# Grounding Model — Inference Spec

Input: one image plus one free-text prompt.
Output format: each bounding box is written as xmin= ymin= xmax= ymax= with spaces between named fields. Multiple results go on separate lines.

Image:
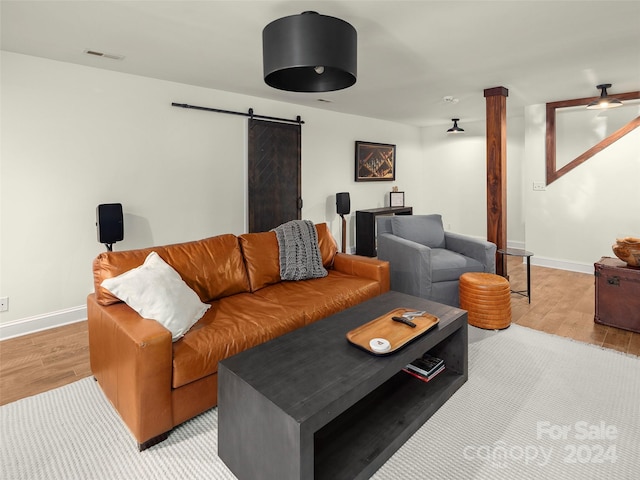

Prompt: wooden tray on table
xmin=346 ymin=307 xmax=439 ymax=356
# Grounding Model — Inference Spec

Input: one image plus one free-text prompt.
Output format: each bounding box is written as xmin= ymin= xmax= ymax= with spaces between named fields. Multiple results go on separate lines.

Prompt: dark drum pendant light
xmin=447 ymin=118 xmax=465 ymax=134
xmin=587 ymin=83 xmax=623 ymax=109
xmin=263 ymin=11 xmax=357 ymax=92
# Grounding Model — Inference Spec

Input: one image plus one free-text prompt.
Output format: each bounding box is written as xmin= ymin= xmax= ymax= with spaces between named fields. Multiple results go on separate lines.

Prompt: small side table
xmin=498 ymin=248 xmax=534 ymax=303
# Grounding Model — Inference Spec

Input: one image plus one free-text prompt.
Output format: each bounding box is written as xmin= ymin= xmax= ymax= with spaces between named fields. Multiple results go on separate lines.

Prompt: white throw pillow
xmin=100 ymin=251 xmax=210 ymax=342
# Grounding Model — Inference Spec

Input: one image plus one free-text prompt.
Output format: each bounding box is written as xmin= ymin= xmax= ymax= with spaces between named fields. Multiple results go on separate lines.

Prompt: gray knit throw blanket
xmin=272 ymin=220 xmax=328 ymax=281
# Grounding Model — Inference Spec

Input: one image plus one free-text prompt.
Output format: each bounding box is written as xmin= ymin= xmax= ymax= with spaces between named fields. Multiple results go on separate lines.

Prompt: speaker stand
xmin=340 ymin=214 xmax=346 ymax=254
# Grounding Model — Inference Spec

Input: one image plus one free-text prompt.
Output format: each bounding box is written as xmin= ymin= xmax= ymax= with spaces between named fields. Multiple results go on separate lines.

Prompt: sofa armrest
xmin=332 ymin=253 xmax=390 ymax=293
xmin=87 ymin=294 xmax=174 ymax=447
xmin=377 ymin=233 xmax=434 ymax=298
xmin=445 ymin=232 xmax=497 ymax=273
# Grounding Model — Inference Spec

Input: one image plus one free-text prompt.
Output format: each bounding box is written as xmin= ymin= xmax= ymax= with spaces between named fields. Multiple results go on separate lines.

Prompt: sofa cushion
xmin=316 ymin=222 xmax=339 ymax=268
xmin=238 ymin=231 xmax=281 ymax=292
xmin=100 ymin=252 xmax=211 ymax=341
xmin=239 ymin=223 xmax=339 ymax=292
xmin=171 ymin=272 xmax=383 ymax=388
xmin=253 ymin=270 xmax=383 ymax=325
xmin=391 ymin=215 xmax=446 ymax=248
xmin=94 ymin=234 xmax=250 ymax=306
xmin=430 ymin=248 xmax=484 ymax=282
xmin=171 ymin=293 xmax=306 ymax=388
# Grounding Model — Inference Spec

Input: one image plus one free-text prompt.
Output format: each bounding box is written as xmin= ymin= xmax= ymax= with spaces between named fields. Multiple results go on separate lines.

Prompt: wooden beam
xmin=546 ymin=91 xmax=640 ymax=185
xmin=484 ymin=86 xmax=509 ymax=276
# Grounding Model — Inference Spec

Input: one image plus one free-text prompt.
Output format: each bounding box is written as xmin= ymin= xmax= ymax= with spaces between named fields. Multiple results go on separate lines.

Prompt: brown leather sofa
xmin=87 ymin=223 xmax=390 ymax=450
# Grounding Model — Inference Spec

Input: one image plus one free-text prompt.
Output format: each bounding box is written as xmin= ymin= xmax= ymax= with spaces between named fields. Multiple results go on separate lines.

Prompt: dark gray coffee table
xmin=218 ymin=291 xmax=468 ymax=480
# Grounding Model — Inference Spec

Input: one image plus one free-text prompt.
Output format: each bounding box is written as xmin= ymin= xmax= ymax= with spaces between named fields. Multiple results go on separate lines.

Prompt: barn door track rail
xmin=171 ymin=103 xmax=304 ymax=125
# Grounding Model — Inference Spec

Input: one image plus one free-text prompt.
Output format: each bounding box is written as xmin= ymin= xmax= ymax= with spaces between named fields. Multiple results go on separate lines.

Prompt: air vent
xmin=84 ymin=50 xmax=125 ymax=61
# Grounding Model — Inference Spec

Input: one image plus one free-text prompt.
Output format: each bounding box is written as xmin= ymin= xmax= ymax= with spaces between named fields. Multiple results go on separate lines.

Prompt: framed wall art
xmin=355 ymin=141 xmax=396 ymax=181
xmin=390 ymin=191 xmax=405 ymax=207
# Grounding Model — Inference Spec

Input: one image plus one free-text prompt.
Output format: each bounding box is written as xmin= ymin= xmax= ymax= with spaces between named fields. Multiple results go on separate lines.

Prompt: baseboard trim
xmin=530 ymin=256 xmax=594 ymax=274
xmin=0 ymin=306 xmax=87 ymax=341
xmin=504 ymin=241 xmax=593 ymax=274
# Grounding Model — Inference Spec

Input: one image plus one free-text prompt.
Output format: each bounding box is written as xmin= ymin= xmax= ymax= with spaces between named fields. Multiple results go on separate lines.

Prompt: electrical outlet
xmin=0 ymin=297 xmax=8 ymax=312
xmin=533 ymin=182 xmax=546 ymax=191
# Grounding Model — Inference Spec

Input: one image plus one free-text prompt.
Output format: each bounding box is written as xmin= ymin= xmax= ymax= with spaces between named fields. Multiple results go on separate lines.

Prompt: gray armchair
xmin=376 ymin=214 xmax=496 ymax=307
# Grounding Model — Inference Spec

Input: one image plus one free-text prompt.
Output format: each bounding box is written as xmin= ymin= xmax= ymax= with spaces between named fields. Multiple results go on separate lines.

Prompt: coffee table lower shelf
xmin=314 ymin=369 xmax=466 ymax=479
xmin=218 ymin=291 xmax=468 ymax=480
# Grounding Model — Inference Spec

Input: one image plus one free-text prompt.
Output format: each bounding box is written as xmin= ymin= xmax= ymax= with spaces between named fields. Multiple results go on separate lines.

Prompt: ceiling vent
xmin=84 ymin=50 xmax=125 ymax=61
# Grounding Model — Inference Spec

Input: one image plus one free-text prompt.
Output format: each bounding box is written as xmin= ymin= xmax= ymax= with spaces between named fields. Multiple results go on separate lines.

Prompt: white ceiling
xmin=2 ymin=1 xmax=639 ymax=127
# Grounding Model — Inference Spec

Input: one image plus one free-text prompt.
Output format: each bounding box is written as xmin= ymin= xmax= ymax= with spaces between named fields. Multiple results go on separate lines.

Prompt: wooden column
xmin=484 ymin=86 xmax=508 ymax=276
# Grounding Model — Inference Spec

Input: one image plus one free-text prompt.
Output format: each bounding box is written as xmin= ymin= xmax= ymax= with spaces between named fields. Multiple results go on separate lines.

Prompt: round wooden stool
xmin=459 ymin=272 xmax=511 ymax=330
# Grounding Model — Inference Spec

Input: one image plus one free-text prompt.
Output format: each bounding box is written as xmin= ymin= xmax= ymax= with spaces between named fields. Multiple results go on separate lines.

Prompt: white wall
xmin=524 ymin=104 xmax=640 ymax=272
xmin=420 ymin=116 xmax=525 ymax=245
xmin=0 ymin=52 xmax=423 ymax=336
xmin=301 ymin=112 xmax=425 ymax=251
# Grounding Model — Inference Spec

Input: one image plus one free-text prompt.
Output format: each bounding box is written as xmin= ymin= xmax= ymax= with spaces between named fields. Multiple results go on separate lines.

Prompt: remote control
xmin=392 ymin=316 xmax=416 ymax=328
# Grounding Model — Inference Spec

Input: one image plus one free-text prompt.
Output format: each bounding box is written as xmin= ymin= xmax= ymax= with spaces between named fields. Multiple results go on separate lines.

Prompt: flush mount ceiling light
xmin=262 ymin=11 xmax=357 ymax=92
xmin=587 ymin=83 xmax=623 ymax=109
xmin=447 ymin=118 xmax=465 ymax=134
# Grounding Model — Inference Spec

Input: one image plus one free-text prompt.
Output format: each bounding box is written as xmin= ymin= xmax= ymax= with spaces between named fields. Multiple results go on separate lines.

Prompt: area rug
xmin=2 ymin=324 xmax=639 ymax=480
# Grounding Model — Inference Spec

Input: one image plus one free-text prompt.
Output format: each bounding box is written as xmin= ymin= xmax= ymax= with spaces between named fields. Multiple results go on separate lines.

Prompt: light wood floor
xmin=1 ymin=258 xmax=639 ymax=406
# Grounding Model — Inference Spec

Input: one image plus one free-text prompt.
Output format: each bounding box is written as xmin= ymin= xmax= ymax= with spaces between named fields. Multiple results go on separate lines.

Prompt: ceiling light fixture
xmin=586 ymin=83 xmax=623 ymax=109
xmin=447 ymin=118 xmax=465 ymax=134
xmin=262 ymin=11 xmax=357 ymax=92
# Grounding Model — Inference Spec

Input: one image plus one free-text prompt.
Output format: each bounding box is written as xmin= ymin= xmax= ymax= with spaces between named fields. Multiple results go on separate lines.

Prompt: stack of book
xmin=403 ymin=353 xmax=445 ymax=383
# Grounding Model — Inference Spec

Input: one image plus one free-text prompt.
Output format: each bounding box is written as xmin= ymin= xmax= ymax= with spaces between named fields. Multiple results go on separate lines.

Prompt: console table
xmin=356 ymin=206 xmax=412 ymax=256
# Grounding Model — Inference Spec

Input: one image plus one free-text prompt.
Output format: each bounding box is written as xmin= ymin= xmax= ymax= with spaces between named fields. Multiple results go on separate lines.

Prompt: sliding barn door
xmin=247 ymin=119 xmax=301 ymax=232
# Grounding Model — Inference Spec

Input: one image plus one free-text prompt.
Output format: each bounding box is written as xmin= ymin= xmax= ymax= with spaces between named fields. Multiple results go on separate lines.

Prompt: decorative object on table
xmin=262 ymin=11 xmax=357 ymax=93
xmin=335 ymin=192 xmax=350 ymax=253
xmin=355 ymin=141 xmax=396 ymax=181
xmin=346 ymin=307 xmax=439 ymax=355
xmin=403 ymin=353 xmax=445 ymax=383
xmin=369 ymin=338 xmax=391 ymax=353
xmin=390 ymin=191 xmax=405 ymax=207
xmin=612 ymin=236 xmax=640 ymax=267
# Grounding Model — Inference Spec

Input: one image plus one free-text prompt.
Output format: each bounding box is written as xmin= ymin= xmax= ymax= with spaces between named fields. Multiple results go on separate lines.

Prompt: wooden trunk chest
xmin=594 ymin=257 xmax=640 ymax=333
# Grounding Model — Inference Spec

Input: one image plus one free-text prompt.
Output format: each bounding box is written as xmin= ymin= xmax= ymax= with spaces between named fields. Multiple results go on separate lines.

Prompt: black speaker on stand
xmin=96 ymin=203 xmax=124 ymax=251
xmin=336 ymin=192 xmax=350 ymax=253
